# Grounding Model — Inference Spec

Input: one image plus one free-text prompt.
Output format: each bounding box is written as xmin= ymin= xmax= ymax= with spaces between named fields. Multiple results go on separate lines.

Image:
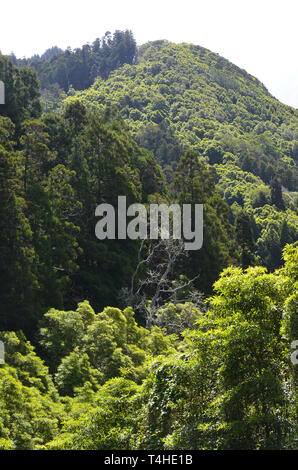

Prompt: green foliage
xmin=134 ymin=245 xmax=298 ymax=450
xmin=0 ymin=332 xmax=64 ymax=449
xmin=0 ymin=54 xmax=41 ymax=138
xmin=39 ymin=301 xmax=95 ymax=369
xmin=0 ymin=57 xmax=165 ymax=333
xmin=40 ymin=303 xmax=176 ymax=393
xmin=0 ymin=245 xmax=297 ymax=450
xmin=0 ymin=38 xmax=297 ymax=451
xmin=235 ymin=210 xmax=256 ymax=268
xmin=45 ymin=378 xmax=141 ymax=450
xmin=64 ymin=41 xmax=298 ymax=191
xmin=153 ymin=302 xmax=202 ymax=334
xmin=0 ymin=116 xmax=39 ymax=331
xmin=173 ymin=150 xmax=236 ymax=291
xmin=12 ymin=30 xmax=137 ymax=93
xmin=62 ymin=40 xmax=298 ymax=274
xmin=54 ymin=348 xmax=103 ymax=396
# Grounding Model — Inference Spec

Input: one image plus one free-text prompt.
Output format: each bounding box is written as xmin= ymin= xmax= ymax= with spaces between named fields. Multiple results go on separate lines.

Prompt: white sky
xmin=1 ymin=0 xmax=298 ymax=107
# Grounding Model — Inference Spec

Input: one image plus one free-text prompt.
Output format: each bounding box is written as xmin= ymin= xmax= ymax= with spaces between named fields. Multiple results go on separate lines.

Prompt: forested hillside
xmin=0 ymin=33 xmax=297 ymax=450
xmin=64 ymin=40 xmax=298 ymax=273
xmin=67 ymin=40 xmax=298 ymax=184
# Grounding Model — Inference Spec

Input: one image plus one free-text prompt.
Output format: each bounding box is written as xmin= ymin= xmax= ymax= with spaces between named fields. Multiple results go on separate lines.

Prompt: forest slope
xmin=64 ymin=40 xmax=298 ymax=190
xmin=63 ymin=40 xmax=298 ymax=271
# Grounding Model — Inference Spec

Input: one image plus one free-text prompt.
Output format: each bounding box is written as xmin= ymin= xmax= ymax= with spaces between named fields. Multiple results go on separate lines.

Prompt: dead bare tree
xmin=120 ymin=237 xmax=203 ymax=328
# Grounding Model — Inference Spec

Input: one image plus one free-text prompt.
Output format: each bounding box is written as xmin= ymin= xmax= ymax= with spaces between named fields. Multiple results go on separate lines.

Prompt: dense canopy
xmin=0 ymin=32 xmax=297 ymax=450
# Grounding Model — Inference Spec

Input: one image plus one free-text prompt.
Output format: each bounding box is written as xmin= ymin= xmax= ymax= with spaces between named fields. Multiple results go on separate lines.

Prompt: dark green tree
xmin=235 ymin=210 xmax=255 ymax=268
xmin=173 ymin=150 xmax=236 ymax=292
xmin=270 ymin=177 xmax=285 ymax=210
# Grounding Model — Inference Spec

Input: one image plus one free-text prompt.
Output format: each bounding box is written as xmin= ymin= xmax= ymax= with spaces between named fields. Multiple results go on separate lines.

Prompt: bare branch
xmin=119 ymin=235 xmax=203 ymax=329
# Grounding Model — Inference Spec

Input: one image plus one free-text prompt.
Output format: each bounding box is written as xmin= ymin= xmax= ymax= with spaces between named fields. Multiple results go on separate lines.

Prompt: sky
xmin=1 ymin=0 xmax=298 ymax=107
